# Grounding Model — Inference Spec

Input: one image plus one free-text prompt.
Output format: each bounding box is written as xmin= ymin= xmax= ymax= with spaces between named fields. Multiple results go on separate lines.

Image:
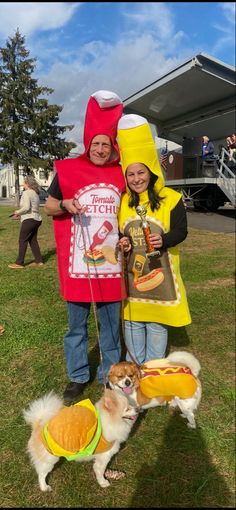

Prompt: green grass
xmin=0 ymin=205 xmax=235 ymax=508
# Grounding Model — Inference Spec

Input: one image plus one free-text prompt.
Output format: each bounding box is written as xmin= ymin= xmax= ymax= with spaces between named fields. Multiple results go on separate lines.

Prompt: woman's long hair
xmin=127 ymin=169 xmax=162 ymax=212
xmin=24 ymin=175 xmax=40 ymax=194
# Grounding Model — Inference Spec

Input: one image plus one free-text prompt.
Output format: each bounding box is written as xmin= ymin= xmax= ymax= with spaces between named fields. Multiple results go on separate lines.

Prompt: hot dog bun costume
xmin=140 ymin=365 xmax=197 ymax=400
xmin=117 ymin=114 xmax=191 ymax=326
xmin=53 ymin=91 xmax=125 ymax=302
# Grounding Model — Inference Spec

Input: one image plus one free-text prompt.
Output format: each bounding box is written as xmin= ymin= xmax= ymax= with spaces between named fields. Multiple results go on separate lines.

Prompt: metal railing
xmin=217 ymin=147 xmax=236 ymax=206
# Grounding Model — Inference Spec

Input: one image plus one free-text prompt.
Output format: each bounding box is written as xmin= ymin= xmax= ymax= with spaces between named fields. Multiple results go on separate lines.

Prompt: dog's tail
xmin=167 ymin=351 xmax=201 ymax=377
xmin=23 ymin=391 xmax=63 ymax=428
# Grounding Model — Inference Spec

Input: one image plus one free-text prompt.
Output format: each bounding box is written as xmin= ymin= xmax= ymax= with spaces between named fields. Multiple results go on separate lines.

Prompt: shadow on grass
xmin=168 ymin=326 xmax=190 ymax=351
xmin=42 ymin=248 xmax=56 ymax=263
xmin=128 ymin=412 xmax=233 ymax=508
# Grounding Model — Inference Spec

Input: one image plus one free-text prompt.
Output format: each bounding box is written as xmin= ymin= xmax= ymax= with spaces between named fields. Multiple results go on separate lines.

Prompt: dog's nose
xmin=125 ymin=379 xmax=131 ymax=386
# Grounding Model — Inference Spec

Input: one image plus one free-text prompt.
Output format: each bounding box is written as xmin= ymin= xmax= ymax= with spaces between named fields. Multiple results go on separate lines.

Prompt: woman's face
xmin=126 ymin=163 xmax=151 ymax=194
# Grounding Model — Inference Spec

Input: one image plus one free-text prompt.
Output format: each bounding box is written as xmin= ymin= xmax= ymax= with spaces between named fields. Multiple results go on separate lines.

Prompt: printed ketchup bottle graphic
xmin=89 ymin=221 xmax=113 ymax=251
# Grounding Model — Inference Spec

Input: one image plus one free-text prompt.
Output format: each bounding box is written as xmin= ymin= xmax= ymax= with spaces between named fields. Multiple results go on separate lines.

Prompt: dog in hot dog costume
xmin=117 ymin=114 xmax=191 ymax=328
xmin=108 ymin=350 xmax=202 ymax=429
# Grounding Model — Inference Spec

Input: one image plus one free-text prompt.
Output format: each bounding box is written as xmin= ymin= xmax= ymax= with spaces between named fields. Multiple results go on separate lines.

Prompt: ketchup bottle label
xmin=89 ymin=221 xmax=113 ymax=251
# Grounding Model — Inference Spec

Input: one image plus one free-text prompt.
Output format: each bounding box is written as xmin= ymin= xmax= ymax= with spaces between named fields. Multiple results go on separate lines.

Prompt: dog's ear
xmin=131 ymin=362 xmax=142 ymax=379
xmin=138 ymin=364 xmax=146 ymax=377
xmin=103 ymin=389 xmax=117 ymax=411
xmin=108 ymin=364 xmax=115 ymax=377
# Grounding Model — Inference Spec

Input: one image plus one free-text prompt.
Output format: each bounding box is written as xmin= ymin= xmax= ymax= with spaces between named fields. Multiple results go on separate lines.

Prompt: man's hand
xmin=63 ymin=198 xmax=86 ymax=215
xmin=45 ymin=196 xmax=86 ymax=216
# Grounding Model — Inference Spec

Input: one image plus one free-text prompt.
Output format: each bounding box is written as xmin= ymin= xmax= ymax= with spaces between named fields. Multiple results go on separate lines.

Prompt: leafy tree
xmin=0 ymin=29 xmax=75 ymax=204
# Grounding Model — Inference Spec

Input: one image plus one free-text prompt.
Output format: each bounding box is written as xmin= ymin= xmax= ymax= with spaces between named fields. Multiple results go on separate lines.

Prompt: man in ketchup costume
xmin=45 ymin=91 xmax=126 ymax=404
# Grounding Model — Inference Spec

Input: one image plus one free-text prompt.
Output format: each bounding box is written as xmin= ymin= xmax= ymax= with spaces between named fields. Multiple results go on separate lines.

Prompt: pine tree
xmin=0 ymin=29 xmax=75 ymax=204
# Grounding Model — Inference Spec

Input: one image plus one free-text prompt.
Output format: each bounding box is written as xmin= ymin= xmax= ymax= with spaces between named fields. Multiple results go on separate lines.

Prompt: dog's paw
xmin=41 ymin=485 xmax=52 ymax=492
xmin=187 ymin=422 xmax=196 ymax=429
xmin=99 ymin=478 xmax=110 ymax=488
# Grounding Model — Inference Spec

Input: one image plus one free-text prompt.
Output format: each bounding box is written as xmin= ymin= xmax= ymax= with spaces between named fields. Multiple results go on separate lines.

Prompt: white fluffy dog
xmin=23 ymin=389 xmax=139 ymax=491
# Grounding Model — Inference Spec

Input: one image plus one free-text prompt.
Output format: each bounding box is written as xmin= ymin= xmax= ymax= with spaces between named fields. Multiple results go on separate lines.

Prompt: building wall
xmin=0 ymin=164 xmax=54 ymax=198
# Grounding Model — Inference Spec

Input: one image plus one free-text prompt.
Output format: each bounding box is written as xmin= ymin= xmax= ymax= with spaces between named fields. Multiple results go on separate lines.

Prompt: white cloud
xmin=40 ymin=32 xmax=185 ymax=149
xmin=211 ymin=2 xmax=236 ymax=55
xmin=122 ymin=2 xmax=175 ymax=40
xmin=0 ymin=2 xmax=81 ymax=38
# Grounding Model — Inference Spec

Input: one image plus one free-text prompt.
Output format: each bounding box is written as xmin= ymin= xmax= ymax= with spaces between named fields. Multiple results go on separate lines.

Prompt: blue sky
xmin=0 ymin=2 xmax=235 ymax=150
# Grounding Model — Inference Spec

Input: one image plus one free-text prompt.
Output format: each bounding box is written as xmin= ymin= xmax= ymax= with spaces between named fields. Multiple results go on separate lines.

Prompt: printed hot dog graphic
xmin=133 ymin=268 xmax=164 ymax=292
xmin=132 ymin=253 xmax=164 ymax=292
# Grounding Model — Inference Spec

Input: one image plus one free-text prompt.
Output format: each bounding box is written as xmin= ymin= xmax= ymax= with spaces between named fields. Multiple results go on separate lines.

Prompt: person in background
xmin=202 ymin=136 xmax=215 ymax=160
xmin=117 ymin=114 xmax=191 ymax=364
xmin=45 ymin=90 xmax=126 ymax=405
xmin=226 ymin=134 xmax=236 ymax=158
xmin=8 ymin=175 xmax=43 ymax=269
xmin=226 ymin=133 xmax=236 ymax=173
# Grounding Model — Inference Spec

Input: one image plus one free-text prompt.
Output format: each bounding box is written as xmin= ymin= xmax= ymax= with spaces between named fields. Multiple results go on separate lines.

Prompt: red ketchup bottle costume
xmin=53 ymin=91 xmax=125 ymax=302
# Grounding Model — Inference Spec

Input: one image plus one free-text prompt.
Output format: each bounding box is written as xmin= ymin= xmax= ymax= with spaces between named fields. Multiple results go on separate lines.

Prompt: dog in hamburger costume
xmin=117 ymin=114 xmax=191 ymax=364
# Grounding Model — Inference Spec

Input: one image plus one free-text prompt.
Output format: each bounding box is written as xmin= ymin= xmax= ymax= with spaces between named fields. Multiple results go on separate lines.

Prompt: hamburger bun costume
xmin=41 ymin=399 xmax=113 ymax=460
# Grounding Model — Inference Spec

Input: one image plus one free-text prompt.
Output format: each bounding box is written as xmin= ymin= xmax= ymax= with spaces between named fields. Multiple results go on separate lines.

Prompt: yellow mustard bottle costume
xmin=40 ymin=399 xmax=113 ymax=460
xmin=117 ymin=115 xmax=191 ymax=327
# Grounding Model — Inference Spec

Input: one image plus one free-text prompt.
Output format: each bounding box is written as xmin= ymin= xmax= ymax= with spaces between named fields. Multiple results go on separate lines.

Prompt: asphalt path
xmin=187 ymin=205 xmax=235 ymax=234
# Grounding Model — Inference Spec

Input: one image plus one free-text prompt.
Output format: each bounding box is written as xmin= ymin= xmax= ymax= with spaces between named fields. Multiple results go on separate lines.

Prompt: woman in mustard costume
xmin=117 ymin=114 xmax=191 ymax=364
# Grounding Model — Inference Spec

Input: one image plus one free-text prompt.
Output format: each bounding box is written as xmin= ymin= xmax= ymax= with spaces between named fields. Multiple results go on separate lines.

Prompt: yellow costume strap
xmin=42 ymin=399 xmax=102 ymax=461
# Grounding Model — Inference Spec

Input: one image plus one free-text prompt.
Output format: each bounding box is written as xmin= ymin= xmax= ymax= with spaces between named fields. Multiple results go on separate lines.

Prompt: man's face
xmin=89 ymin=135 xmax=112 ymax=166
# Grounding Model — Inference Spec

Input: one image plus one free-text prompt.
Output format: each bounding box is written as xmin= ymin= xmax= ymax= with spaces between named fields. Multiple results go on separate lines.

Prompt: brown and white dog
xmin=108 ymin=351 xmax=202 ymax=429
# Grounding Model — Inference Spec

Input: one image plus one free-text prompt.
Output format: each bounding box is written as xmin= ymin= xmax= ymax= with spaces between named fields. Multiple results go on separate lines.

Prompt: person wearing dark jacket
xmin=202 ymin=136 xmax=215 ymax=160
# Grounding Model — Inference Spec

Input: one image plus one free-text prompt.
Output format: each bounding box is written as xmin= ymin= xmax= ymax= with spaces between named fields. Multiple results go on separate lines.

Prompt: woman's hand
xmin=118 ymin=236 xmax=132 ymax=253
xmin=148 ymin=233 xmax=163 ymax=249
xmin=12 ymin=212 xmax=20 ymax=220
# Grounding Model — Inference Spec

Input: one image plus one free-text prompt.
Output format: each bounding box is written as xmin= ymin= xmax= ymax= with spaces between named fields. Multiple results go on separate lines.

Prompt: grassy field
xmin=0 ymin=205 xmax=235 ymax=508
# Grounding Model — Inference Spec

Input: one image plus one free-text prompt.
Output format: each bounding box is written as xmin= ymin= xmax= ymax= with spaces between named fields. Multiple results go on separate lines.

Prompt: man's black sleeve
xmin=47 ymin=173 xmax=63 ymax=200
xmin=162 ymin=198 xmax=188 ymax=249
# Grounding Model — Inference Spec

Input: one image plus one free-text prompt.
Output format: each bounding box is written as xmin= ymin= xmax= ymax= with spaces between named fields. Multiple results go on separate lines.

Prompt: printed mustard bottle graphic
xmin=132 ymin=254 xmax=146 ymax=282
xmin=89 ymin=221 xmax=113 ymax=251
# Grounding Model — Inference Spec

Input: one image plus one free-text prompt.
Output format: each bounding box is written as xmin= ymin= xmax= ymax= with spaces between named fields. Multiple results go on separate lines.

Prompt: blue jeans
xmin=64 ymin=301 xmax=121 ymax=384
xmin=124 ymin=321 xmax=168 ymax=364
